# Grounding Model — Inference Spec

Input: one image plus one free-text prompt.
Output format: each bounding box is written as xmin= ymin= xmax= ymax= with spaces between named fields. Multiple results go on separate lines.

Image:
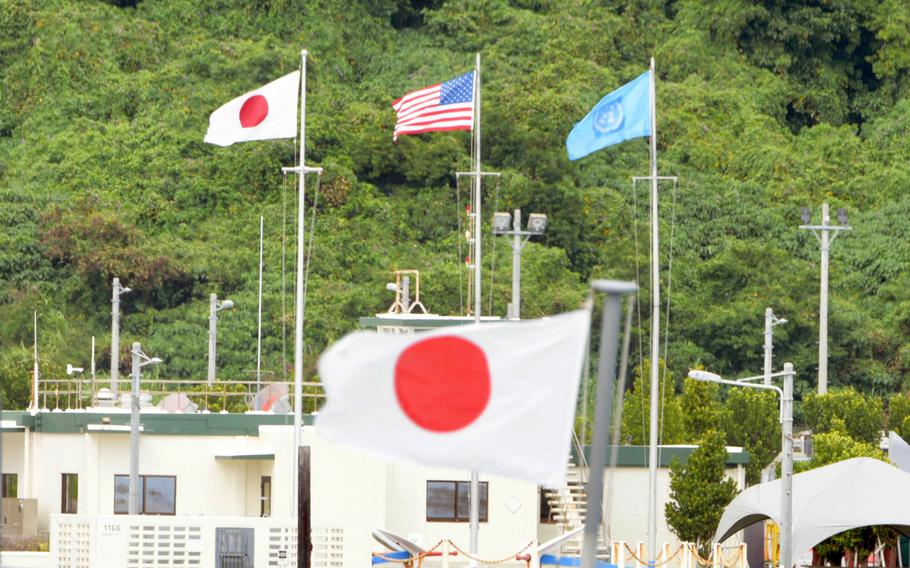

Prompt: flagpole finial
xmin=301 ymin=49 xmax=308 ymax=58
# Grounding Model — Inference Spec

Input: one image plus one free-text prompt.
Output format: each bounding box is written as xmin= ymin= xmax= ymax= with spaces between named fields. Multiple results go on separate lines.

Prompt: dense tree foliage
xmin=665 ymin=430 xmax=739 ymax=554
xmin=2 ymin=1 xmax=910 ymax=421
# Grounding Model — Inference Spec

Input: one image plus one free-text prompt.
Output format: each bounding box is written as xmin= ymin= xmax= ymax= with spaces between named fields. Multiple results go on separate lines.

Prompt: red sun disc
xmin=394 ymin=336 xmax=491 ymax=432
xmin=239 ymin=95 xmax=268 ymax=128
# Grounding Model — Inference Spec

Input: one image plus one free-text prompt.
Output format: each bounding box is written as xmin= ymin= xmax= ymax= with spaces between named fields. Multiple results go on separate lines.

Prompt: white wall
xmin=601 ymin=464 xmax=745 ymax=546
xmin=384 ymin=461 xmax=539 ymax=559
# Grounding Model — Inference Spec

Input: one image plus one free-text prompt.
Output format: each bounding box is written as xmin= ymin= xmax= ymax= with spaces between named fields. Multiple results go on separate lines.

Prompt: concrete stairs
xmin=544 ymin=450 xmax=610 ymax=560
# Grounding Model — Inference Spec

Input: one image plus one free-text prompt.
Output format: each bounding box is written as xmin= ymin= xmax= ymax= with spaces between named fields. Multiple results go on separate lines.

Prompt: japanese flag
xmin=315 ymin=309 xmax=591 ymax=487
xmin=204 ymin=71 xmax=299 ymax=147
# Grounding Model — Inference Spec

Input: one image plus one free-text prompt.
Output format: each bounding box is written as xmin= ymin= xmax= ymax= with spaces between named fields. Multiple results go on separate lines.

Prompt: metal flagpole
xmin=293 ymin=49 xmax=308 ymax=519
xmin=256 ymin=215 xmax=264 ymax=410
xmin=281 ymin=49 xmax=323 ymax=520
xmin=469 ymin=51 xmax=482 ymax=558
xmin=646 ymin=56 xmax=660 ymax=561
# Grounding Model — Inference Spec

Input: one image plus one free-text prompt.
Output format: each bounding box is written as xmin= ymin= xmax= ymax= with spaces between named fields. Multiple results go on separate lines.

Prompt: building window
xmin=61 ymin=474 xmax=78 ymax=514
xmin=426 ymin=480 xmax=488 ymax=522
xmin=1 ymin=474 xmax=17 ymax=498
xmin=539 ymin=487 xmax=557 ymax=523
xmin=114 ymin=475 xmax=176 ymax=515
xmin=260 ymin=476 xmax=271 ymax=517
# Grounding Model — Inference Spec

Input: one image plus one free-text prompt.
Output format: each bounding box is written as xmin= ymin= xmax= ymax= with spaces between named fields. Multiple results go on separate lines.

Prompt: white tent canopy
xmin=889 ymin=431 xmax=910 ymax=473
xmin=714 ymin=458 xmax=910 ymax=563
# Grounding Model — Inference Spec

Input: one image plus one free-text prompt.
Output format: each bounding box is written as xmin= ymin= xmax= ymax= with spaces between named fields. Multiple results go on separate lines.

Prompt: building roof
xmin=579 ymin=444 xmax=750 ymax=467
xmin=0 ymin=410 xmax=313 ymax=436
xmin=0 ymin=412 xmax=748 ymax=467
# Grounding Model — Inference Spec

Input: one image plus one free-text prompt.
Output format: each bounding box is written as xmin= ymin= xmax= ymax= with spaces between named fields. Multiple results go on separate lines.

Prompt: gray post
xmin=780 ymin=362 xmax=794 ymax=568
xmin=511 ymin=209 xmax=521 ymax=320
xmin=402 ymin=276 xmax=411 ymax=313
xmin=764 ymin=308 xmax=774 ymax=385
xmin=111 ymin=278 xmax=128 ymax=400
xmin=31 ymin=311 xmax=39 ymax=411
xmin=818 ymin=204 xmax=830 ymax=394
xmin=583 ymin=280 xmax=638 ymax=568
xmin=256 ymin=216 xmax=264 ymax=409
xmin=129 ymin=342 xmax=141 ymax=515
xmin=208 ymin=293 xmax=218 ymax=386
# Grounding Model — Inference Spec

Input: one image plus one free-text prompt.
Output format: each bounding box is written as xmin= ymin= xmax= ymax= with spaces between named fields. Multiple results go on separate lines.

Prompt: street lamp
xmin=129 ymin=342 xmax=161 ymax=515
xmin=764 ymin=308 xmax=787 ymax=386
xmin=111 ymin=278 xmax=132 ymax=400
xmin=687 ymin=364 xmax=795 ymax=568
xmin=799 ymin=204 xmax=851 ymax=394
xmin=491 ymin=209 xmax=548 ymax=319
xmin=207 ymin=293 xmax=234 ymax=385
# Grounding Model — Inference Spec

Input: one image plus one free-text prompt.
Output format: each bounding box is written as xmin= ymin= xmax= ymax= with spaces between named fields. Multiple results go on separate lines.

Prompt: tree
xmin=621 ymin=359 xmax=687 ymax=445
xmin=888 ymin=393 xmax=910 ymax=438
xmin=681 ymin=377 xmax=722 ymax=441
xmin=721 ymin=388 xmax=781 ymax=485
xmin=802 ymin=388 xmax=884 ymax=446
xmin=665 ymin=430 xmax=739 ymax=555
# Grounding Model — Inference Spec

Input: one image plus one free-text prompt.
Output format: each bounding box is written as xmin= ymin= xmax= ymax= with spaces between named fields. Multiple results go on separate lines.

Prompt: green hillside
xmin=2 ymin=0 xmax=910 ymax=411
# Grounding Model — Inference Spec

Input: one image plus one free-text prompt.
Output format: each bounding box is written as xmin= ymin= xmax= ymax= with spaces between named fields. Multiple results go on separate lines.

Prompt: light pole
xmin=129 ymin=342 xmax=161 ymax=515
xmin=688 ymin=363 xmax=795 ymax=568
xmin=491 ymin=209 xmax=547 ymax=319
xmin=207 ymin=293 xmax=234 ymax=386
xmin=799 ymin=204 xmax=850 ymax=394
xmin=764 ymin=308 xmax=787 ymax=386
xmin=111 ymin=278 xmax=131 ymax=401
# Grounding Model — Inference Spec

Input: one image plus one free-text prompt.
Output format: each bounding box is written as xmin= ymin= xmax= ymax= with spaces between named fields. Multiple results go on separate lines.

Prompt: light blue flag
xmin=566 ymin=70 xmax=652 ymax=161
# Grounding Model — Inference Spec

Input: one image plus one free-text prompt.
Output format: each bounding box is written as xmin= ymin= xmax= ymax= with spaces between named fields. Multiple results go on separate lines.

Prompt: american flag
xmin=392 ymin=71 xmax=475 ymax=141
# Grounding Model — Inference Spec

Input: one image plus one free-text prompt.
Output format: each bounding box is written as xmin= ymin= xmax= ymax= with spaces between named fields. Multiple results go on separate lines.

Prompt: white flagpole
xmin=469 ymin=51 xmax=482 ymax=558
xmin=293 ymin=49 xmax=308 ymax=519
xmin=256 ymin=215 xmax=264 ymax=410
xmin=646 ymin=55 xmax=660 ymax=561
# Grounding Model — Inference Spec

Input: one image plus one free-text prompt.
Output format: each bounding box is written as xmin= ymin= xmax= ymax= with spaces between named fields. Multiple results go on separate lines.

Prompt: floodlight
xmin=527 ymin=213 xmax=548 ymax=234
xmin=837 ymin=208 xmax=848 ymax=225
xmin=492 ymin=212 xmax=512 ymax=234
xmin=220 ymin=299 xmax=235 ymax=310
xmin=121 ymin=286 xmax=132 ymax=294
xmin=687 ymin=369 xmax=722 ymax=382
xmin=800 ymin=207 xmax=811 ymax=224
xmin=386 ymin=283 xmax=398 ymax=292
xmin=148 ymin=357 xmax=162 ymax=365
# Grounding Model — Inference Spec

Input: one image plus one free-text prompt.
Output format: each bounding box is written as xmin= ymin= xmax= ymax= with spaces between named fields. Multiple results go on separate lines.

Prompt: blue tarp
xmin=372 ymin=550 xmax=411 ymax=565
xmin=540 ymin=554 xmax=618 ymax=568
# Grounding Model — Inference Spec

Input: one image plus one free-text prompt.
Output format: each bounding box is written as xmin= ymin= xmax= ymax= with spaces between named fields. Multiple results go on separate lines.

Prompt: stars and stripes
xmin=392 ymin=71 xmax=475 ymax=141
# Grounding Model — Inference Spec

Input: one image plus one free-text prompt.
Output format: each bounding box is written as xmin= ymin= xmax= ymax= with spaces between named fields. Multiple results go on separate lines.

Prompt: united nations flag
xmin=566 ymin=70 xmax=652 ymax=161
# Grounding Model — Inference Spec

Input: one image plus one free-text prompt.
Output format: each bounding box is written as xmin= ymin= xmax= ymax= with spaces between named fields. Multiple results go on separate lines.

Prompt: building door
xmin=215 ymin=527 xmax=254 ymax=568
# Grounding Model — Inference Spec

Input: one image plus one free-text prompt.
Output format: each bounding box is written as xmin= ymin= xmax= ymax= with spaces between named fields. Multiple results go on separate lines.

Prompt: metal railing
xmin=37 ymin=377 xmax=325 ymax=413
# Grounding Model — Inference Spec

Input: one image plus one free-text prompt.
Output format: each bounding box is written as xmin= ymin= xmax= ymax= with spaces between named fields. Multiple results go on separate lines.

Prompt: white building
xmin=0 ymin=409 xmax=749 ymax=567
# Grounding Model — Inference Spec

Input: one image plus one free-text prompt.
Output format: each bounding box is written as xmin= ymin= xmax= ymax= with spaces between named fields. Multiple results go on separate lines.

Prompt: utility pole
xmin=799 ymin=204 xmax=851 ymax=394
xmin=492 ymin=209 xmax=547 ymax=319
xmin=111 ymin=278 xmax=131 ymax=401
xmin=781 ymin=362 xmax=794 ymax=568
xmin=129 ymin=342 xmax=161 ymax=515
xmin=207 ymin=293 xmax=234 ymax=385
xmin=763 ymin=308 xmax=787 ymax=386
xmin=688 ymin=364 xmax=795 ymax=568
